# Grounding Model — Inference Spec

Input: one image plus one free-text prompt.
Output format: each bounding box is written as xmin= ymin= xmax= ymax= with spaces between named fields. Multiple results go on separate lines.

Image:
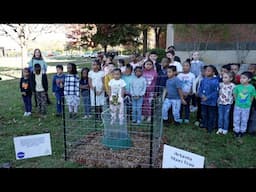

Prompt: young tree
xmin=90 ymin=24 xmax=141 ymax=53
xmin=66 ymin=24 xmax=97 ymax=55
xmin=0 ymin=24 xmax=60 ymax=68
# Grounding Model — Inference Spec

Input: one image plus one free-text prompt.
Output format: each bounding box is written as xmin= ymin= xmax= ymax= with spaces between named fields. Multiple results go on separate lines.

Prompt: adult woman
xmin=28 ymin=48 xmax=51 ymax=105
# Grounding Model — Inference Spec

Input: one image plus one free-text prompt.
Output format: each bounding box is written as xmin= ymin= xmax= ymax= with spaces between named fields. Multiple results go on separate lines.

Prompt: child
xmin=230 ymin=63 xmax=241 ymax=84
xmin=198 ymin=65 xmax=219 ymax=133
xmin=88 ymin=60 xmax=105 ymax=120
xmin=162 ymin=66 xmax=186 ymax=125
xmin=233 ymin=71 xmax=256 ymax=137
xmin=190 ymin=51 xmax=205 ymax=78
xmin=31 ymin=64 xmax=48 ymax=117
xmin=166 ymin=50 xmax=183 ymax=73
xmin=52 ymin=65 xmax=65 ymax=117
xmin=142 ymin=60 xmax=158 ymax=122
xmin=108 ymin=68 xmax=126 ymax=125
xmin=20 ymin=68 xmax=32 ymax=116
xmin=192 ymin=65 xmax=208 ymax=126
xmin=122 ymin=64 xmax=134 ymax=119
xmin=64 ymin=63 xmax=80 ymax=119
xmin=80 ymin=67 xmax=91 ymax=119
xmin=248 ymin=64 xmax=256 ymax=135
xmin=130 ymin=66 xmax=147 ymax=125
xmin=177 ymin=59 xmax=195 ymax=123
xmin=216 ymin=72 xmax=235 ymax=135
xmin=104 ymin=63 xmax=115 ymax=97
xmin=149 ymin=51 xmax=161 ymax=73
xmin=219 ymin=64 xmax=231 ymax=83
xmin=117 ymin=59 xmax=126 ymax=74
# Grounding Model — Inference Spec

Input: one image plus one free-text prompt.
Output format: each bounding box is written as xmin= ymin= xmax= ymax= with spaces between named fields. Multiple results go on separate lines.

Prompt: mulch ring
xmin=68 ymin=131 xmax=164 ymax=168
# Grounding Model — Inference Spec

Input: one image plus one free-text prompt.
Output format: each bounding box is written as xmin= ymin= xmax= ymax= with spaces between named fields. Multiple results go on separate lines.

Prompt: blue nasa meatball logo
xmin=17 ymin=152 xmax=25 ymax=159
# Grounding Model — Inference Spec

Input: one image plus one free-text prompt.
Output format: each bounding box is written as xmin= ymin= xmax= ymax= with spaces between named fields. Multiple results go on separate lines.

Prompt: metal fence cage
xmin=62 ymin=88 xmax=164 ymax=168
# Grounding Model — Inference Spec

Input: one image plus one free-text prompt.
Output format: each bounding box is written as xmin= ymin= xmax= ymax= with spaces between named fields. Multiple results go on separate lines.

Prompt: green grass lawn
xmin=0 ymin=58 xmax=256 ymax=168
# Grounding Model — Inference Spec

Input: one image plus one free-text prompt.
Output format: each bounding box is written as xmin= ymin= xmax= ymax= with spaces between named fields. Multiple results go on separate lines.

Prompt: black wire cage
xmin=62 ymin=90 xmax=164 ymax=168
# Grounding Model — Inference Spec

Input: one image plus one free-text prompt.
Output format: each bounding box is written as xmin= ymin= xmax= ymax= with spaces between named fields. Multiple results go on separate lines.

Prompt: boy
xmin=31 ymin=63 xmax=48 ymax=117
xmin=162 ymin=66 xmax=186 ymax=125
xmin=52 ymin=65 xmax=65 ymax=116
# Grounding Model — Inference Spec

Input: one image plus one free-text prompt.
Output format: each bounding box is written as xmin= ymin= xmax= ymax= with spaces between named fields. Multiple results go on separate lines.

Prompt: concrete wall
xmin=176 ymin=50 xmax=256 ymax=65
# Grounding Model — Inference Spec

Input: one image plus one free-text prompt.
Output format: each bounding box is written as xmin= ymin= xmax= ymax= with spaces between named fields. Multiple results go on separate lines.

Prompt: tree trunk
xmin=143 ymin=29 xmax=148 ymax=54
xmin=104 ymin=45 xmax=107 ymax=54
xmin=154 ymin=27 xmax=161 ymax=48
xmin=21 ymin=45 xmax=28 ymax=69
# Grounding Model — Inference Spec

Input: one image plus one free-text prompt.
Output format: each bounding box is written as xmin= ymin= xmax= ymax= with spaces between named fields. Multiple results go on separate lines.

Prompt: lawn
xmin=0 ymin=57 xmax=256 ymax=168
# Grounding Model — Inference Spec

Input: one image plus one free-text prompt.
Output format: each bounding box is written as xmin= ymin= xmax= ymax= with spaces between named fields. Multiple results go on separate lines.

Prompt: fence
xmin=63 ymin=90 xmax=164 ymax=168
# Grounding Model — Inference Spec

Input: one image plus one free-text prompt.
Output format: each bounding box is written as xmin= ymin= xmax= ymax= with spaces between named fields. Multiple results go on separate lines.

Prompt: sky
xmin=0 ymin=32 xmax=67 ymax=50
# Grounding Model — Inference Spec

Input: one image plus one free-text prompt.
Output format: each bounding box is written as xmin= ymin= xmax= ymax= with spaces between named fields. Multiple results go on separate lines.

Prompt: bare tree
xmin=0 ymin=24 xmax=61 ymax=68
xmin=229 ymin=24 xmax=256 ymax=63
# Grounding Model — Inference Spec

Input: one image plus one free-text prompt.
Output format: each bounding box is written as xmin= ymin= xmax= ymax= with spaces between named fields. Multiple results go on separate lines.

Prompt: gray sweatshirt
xmin=130 ymin=76 xmax=147 ymax=96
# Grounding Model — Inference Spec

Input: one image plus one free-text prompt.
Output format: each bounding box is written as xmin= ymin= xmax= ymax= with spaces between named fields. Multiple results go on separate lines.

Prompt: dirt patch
xmin=68 ymin=131 xmax=163 ymax=168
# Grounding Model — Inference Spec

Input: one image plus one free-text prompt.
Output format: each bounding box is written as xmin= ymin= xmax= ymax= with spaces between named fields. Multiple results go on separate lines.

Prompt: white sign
xmin=162 ymin=144 xmax=205 ymax=168
xmin=13 ymin=133 xmax=52 ymax=160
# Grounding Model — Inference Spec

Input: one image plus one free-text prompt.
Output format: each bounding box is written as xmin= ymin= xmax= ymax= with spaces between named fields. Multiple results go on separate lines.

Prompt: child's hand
xmin=181 ymin=98 xmax=187 ymax=105
xmin=201 ymin=95 xmax=207 ymax=101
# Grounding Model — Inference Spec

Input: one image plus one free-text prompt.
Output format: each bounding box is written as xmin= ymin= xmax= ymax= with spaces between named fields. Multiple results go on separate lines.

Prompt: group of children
xmin=20 ymin=48 xmax=256 ymax=137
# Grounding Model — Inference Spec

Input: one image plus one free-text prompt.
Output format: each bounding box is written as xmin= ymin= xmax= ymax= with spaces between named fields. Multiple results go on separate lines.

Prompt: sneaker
xmin=174 ymin=121 xmax=181 ymax=126
xmin=184 ymin=119 xmax=189 ymax=124
xmin=146 ymin=116 xmax=151 ymax=123
xmin=141 ymin=116 xmax=145 ymax=121
xmin=23 ymin=112 xmax=28 ymax=116
xmin=234 ymin=132 xmax=240 ymax=138
xmin=222 ymin=130 xmax=228 ymax=135
xmin=239 ymin=132 xmax=245 ymax=137
xmin=190 ymin=106 xmax=198 ymax=112
xmin=137 ymin=120 xmax=141 ymax=125
xmin=88 ymin=115 xmax=92 ymax=118
xmin=27 ymin=112 xmax=32 ymax=116
xmin=216 ymin=129 xmax=223 ymax=135
xmin=176 ymin=119 xmax=183 ymax=124
xmin=194 ymin=121 xmax=200 ymax=126
xmin=82 ymin=115 xmax=88 ymax=119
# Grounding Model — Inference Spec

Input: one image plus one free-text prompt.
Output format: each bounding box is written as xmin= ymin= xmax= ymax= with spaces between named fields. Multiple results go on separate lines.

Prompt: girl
xmin=117 ymin=59 xmax=126 ymax=74
xmin=64 ymin=63 xmax=80 ymax=119
xmin=20 ymin=68 xmax=32 ymax=116
xmin=142 ymin=60 xmax=158 ymax=122
xmin=80 ymin=67 xmax=91 ymax=119
xmin=177 ymin=60 xmax=195 ymax=123
xmin=88 ymin=60 xmax=105 ymax=120
xmin=130 ymin=66 xmax=147 ymax=125
xmin=108 ymin=68 xmax=126 ymax=125
xmin=198 ymin=65 xmax=219 ymax=133
xmin=217 ymin=72 xmax=235 ymax=135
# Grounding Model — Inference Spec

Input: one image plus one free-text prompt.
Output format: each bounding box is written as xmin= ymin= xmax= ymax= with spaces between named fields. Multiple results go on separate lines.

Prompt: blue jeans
xmin=22 ymin=95 xmax=32 ymax=112
xmin=55 ymin=91 xmax=63 ymax=113
xmin=218 ymin=104 xmax=231 ymax=131
xmin=132 ymin=96 xmax=143 ymax=122
xmin=82 ymin=95 xmax=91 ymax=116
xmin=201 ymin=104 xmax=217 ymax=132
xmin=162 ymin=98 xmax=181 ymax=122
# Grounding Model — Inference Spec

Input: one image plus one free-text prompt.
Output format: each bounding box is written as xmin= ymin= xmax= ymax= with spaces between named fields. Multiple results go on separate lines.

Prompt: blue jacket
xmin=198 ymin=76 xmax=219 ymax=106
xmin=52 ymin=73 xmax=65 ymax=93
